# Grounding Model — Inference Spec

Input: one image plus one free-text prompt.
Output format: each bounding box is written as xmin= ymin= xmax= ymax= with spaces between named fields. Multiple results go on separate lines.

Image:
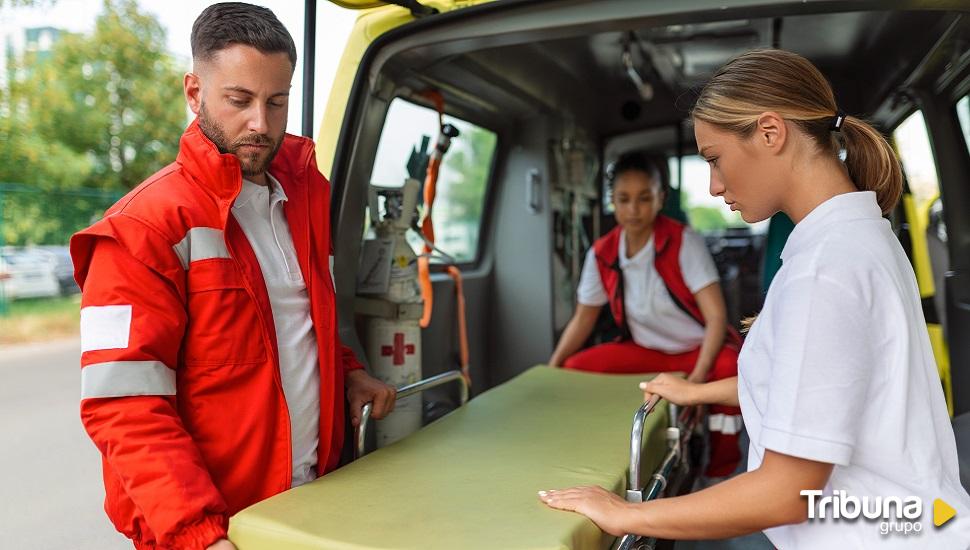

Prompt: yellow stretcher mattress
xmin=229 ymin=366 xmax=669 ymax=550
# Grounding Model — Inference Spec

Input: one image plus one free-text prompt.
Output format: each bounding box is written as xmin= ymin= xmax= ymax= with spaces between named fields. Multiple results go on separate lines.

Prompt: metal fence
xmin=0 ymin=183 xmax=122 ymax=247
xmin=0 ymin=183 xmax=122 ymax=315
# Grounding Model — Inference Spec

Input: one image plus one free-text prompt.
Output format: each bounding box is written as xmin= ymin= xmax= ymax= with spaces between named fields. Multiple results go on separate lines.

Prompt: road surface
xmin=0 ymin=338 xmax=129 ymax=549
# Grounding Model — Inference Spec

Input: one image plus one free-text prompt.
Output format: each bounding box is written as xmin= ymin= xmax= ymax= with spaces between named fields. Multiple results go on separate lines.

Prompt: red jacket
xmin=71 ymin=120 xmax=363 ymax=549
xmin=593 ymin=215 xmax=741 ymax=348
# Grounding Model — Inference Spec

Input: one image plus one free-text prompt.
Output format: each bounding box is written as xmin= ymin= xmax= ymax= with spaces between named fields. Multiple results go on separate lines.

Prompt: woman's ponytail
xmin=840 ymin=116 xmax=903 ymax=215
xmin=694 ymin=49 xmax=904 ymax=215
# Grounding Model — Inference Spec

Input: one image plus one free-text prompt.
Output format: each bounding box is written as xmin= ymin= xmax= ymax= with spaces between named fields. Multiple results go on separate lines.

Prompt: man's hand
xmin=206 ymin=540 xmax=236 ymax=550
xmin=346 ymin=369 xmax=396 ymax=427
xmin=538 ymin=485 xmax=633 ymax=537
xmin=639 ymin=373 xmax=699 ymax=406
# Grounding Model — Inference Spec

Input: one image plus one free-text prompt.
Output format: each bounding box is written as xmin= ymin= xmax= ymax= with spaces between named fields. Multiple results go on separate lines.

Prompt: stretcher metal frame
xmin=355 ymin=369 xmax=470 ymax=459
xmin=613 ymin=396 xmax=703 ymax=550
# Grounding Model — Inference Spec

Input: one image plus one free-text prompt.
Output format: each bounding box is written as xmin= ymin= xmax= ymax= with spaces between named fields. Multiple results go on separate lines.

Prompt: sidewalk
xmin=0 ymin=335 xmax=129 ymax=549
xmin=0 ymin=336 xmax=80 ymax=364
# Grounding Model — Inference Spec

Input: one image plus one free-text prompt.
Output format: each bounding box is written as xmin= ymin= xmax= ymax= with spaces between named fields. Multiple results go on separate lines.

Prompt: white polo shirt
xmin=738 ymin=191 xmax=970 ymax=548
xmin=233 ymin=175 xmax=320 ymax=488
xmin=576 ymin=227 xmax=720 ymax=353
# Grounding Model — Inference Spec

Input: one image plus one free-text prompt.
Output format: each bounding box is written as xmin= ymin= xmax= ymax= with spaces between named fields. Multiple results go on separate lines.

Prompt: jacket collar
xmin=175 ymin=118 xmax=316 ymax=225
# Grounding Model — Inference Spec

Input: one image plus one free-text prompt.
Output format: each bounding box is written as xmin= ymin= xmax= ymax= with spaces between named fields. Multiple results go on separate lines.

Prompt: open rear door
xmin=327 ymin=0 xmax=439 ymax=17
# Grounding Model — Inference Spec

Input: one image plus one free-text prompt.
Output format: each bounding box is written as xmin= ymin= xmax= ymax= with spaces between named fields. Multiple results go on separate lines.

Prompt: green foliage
xmin=0 ymin=0 xmax=56 ymax=7
xmin=0 ymin=185 xmax=121 ymax=245
xmin=8 ymin=0 xmax=185 ymax=191
xmin=440 ymin=125 xmax=497 ymax=225
xmin=432 ymin=124 xmax=496 ymax=261
xmin=0 ymin=0 xmax=186 ymax=244
xmin=686 ymin=205 xmax=730 ymax=233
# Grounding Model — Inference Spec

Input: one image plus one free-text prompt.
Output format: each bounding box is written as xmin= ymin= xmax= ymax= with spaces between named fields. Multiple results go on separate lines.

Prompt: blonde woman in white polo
xmin=539 ymin=49 xmax=970 ymax=549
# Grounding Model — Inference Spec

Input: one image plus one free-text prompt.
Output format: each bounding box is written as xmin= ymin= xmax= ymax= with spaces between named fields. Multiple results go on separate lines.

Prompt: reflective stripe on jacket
xmin=71 ymin=119 xmax=363 ymax=549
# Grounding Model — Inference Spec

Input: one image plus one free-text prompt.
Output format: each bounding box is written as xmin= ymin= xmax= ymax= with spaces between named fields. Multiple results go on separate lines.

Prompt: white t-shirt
xmin=576 ymin=227 xmax=720 ymax=353
xmin=738 ymin=191 xmax=970 ymax=548
xmin=233 ymin=175 xmax=320 ymax=488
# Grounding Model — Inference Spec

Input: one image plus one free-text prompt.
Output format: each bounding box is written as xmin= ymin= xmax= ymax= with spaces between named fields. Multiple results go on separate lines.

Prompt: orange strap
xmin=418 ymin=90 xmax=445 ymax=329
xmin=415 ymin=90 xmax=471 ymax=389
xmin=446 ymin=266 xmax=471 ymax=387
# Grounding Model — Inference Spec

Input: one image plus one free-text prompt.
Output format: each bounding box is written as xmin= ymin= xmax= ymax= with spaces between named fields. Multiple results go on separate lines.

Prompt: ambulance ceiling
xmin=379 ymin=7 xmax=966 ymax=136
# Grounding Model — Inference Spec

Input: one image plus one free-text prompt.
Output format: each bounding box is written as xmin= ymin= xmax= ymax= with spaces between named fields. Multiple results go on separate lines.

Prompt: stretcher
xmin=228 ymin=366 xmax=700 ymax=550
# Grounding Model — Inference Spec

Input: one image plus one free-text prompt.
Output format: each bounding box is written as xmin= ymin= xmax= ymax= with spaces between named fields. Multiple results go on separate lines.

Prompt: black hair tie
xmin=831 ymin=110 xmax=846 ymax=132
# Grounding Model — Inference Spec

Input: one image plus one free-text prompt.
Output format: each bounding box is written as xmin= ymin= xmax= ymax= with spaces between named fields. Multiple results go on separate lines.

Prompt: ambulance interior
xmin=334 ymin=3 xmax=970 ymax=461
xmin=224 ymin=2 xmax=970 ymax=547
xmin=333 ymin=2 xmax=970 ymax=441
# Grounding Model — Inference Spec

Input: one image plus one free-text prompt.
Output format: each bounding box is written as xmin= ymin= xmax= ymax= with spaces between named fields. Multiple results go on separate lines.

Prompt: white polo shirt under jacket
xmin=233 ymin=175 xmax=320 ymax=488
xmin=577 ymin=227 xmax=720 ymax=353
xmin=738 ymin=191 xmax=970 ymax=548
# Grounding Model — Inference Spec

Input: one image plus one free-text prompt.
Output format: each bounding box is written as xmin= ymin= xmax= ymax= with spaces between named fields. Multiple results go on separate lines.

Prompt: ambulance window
xmin=668 ymin=155 xmax=768 ymax=234
xmin=957 ymin=96 xmax=970 ymax=157
xmin=893 ymin=110 xmax=941 ymax=208
xmin=370 ymin=98 xmax=497 ymax=264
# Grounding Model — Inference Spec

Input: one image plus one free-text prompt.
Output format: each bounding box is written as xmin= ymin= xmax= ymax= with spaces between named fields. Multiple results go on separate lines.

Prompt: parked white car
xmin=0 ymin=248 xmax=61 ymax=300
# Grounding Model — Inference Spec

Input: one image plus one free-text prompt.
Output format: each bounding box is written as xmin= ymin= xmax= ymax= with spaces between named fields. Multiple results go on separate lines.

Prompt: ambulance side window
xmin=894 ymin=110 xmax=942 ymax=209
xmin=370 ymin=98 xmax=497 ymax=264
xmin=667 ymin=155 xmax=768 ymax=234
xmin=957 ymin=96 xmax=970 ymax=157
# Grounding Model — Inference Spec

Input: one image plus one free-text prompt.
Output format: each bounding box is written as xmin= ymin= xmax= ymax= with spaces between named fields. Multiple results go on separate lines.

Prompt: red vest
xmin=593 ymin=215 xmax=741 ymax=348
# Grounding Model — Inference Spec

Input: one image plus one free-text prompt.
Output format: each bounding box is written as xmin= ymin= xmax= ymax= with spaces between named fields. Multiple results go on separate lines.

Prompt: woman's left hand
xmin=538 ymin=485 xmax=632 ymax=537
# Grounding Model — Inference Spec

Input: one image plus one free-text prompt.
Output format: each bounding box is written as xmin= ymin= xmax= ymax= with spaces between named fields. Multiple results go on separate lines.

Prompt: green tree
xmin=9 ymin=0 xmax=185 ymax=191
xmin=440 ymin=125 xmax=497 ymax=225
xmin=0 ymin=0 xmax=185 ymax=244
xmin=0 ymin=0 xmax=55 ymax=7
xmin=687 ymin=205 xmax=730 ymax=233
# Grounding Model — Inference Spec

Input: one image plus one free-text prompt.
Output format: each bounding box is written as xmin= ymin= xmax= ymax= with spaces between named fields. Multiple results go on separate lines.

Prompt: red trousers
xmin=564 ymin=340 xmax=742 ymax=478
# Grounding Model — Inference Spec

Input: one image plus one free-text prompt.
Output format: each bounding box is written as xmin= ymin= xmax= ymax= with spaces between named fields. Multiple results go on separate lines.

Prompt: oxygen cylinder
xmin=360 ymin=179 xmax=423 ymax=447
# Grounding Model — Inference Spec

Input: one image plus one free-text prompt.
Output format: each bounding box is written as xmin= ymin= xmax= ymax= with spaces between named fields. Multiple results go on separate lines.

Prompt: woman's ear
xmin=756 ymin=111 xmax=787 ymax=153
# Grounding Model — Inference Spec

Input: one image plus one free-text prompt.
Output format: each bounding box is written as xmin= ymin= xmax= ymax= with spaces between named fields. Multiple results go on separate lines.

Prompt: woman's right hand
xmin=639 ymin=373 xmax=699 ymax=406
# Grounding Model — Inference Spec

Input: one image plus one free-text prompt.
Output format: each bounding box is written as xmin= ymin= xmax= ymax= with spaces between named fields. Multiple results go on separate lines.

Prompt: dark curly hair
xmin=607 ymin=151 xmax=669 ymax=196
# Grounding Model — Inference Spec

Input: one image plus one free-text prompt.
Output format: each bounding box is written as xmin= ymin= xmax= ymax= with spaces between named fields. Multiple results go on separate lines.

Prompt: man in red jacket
xmin=71 ymin=4 xmax=396 ymax=549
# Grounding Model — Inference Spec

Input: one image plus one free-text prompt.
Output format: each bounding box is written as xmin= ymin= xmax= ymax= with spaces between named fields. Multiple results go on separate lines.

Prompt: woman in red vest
xmin=549 ymin=151 xmax=742 ymax=477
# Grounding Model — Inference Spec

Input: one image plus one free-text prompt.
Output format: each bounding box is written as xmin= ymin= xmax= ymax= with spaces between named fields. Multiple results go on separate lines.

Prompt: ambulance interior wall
xmin=486 ymin=116 xmax=557 ymax=386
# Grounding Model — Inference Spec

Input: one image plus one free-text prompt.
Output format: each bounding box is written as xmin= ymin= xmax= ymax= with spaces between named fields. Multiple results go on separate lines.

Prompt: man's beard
xmin=198 ymin=101 xmax=283 ymax=178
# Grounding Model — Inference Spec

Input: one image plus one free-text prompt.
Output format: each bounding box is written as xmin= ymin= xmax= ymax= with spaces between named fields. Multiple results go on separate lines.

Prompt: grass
xmin=0 ymin=294 xmax=80 ymax=346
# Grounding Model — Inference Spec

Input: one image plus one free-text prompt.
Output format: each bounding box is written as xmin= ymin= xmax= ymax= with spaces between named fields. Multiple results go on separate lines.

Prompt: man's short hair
xmin=191 ymin=2 xmax=297 ymax=69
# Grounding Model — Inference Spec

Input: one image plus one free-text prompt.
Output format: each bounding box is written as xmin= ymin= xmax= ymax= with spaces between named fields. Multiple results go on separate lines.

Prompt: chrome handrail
xmin=354 ymin=370 xmax=469 ymax=459
xmin=626 ymin=394 xmax=662 ymax=503
xmin=614 ymin=401 xmax=703 ymax=550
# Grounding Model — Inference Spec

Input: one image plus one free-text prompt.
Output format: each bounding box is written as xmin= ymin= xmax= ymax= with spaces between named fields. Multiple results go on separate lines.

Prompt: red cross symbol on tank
xmin=381 ymin=333 xmax=416 ymax=366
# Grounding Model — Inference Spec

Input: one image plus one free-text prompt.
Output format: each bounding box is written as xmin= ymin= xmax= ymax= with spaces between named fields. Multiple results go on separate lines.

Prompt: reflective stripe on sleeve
xmin=172 ymin=227 xmax=230 ymax=269
xmin=80 ymin=305 xmax=132 ymax=352
xmin=708 ymin=413 xmax=743 ymax=435
xmin=81 ymin=360 xmax=176 ymax=399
